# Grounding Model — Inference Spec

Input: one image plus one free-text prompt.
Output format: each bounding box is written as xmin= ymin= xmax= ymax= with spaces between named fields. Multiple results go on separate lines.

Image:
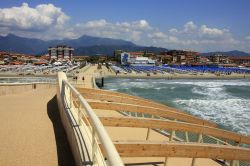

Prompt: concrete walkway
xmin=0 ymin=87 xmax=75 ymax=166
xmin=75 ymin=64 xmax=113 ymax=88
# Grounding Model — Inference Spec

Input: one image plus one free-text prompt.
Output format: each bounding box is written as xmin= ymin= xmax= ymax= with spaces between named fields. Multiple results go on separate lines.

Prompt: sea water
xmin=102 ymin=78 xmax=250 ymax=136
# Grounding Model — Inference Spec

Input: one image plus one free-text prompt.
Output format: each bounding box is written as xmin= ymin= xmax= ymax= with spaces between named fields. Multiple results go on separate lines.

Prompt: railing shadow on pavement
xmin=47 ymin=95 xmax=76 ymax=166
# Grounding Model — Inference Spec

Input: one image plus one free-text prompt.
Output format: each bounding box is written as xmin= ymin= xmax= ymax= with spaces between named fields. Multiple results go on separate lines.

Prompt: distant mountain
xmin=75 ymin=45 xmax=167 ymax=56
xmin=0 ymin=34 xmax=50 ymax=54
xmin=62 ymin=35 xmax=136 ymax=48
xmin=0 ymin=34 xmax=146 ymax=55
xmin=5 ymin=34 xmax=249 ymax=57
xmin=201 ymin=50 xmax=250 ymax=56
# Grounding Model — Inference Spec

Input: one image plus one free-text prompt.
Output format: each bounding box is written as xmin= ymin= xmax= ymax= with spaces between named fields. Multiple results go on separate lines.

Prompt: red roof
xmin=33 ymin=61 xmax=47 ymax=65
xmin=129 ymin=52 xmax=144 ymax=55
xmin=229 ymin=56 xmax=250 ymax=60
xmin=9 ymin=61 xmax=23 ymax=65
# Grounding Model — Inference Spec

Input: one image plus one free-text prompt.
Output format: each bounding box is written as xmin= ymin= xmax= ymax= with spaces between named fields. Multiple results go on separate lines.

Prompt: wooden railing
xmin=78 ymin=87 xmax=250 ymax=166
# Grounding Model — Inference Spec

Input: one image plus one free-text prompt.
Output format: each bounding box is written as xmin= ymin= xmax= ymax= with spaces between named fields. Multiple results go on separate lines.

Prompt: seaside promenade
xmin=0 ymin=85 xmax=75 ymax=166
xmin=0 ymin=64 xmax=250 ymax=166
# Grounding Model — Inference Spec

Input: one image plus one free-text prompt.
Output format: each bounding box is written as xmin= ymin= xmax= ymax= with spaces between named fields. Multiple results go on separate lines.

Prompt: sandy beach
xmin=1 ymin=63 xmax=250 ymax=80
xmin=109 ymin=73 xmax=250 ymax=79
xmin=90 ymin=65 xmax=250 ymax=80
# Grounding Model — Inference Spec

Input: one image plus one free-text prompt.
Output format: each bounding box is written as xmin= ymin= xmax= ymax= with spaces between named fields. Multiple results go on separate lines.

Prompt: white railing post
xmin=69 ymin=90 xmax=72 ymax=108
xmin=92 ymin=129 xmax=97 ymax=164
xmin=185 ymin=131 xmax=189 ymax=142
xmin=60 ymin=76 xmax=124 ymax=166
xmin=78 ymin=104 xmax=81 ymax=126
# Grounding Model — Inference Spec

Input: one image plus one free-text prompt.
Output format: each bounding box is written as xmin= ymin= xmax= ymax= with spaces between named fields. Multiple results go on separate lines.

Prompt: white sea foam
xmin=175 ymin=80 xmax=250 ymax=135
xmin=156 ymin=79 xmax=250 ymax=87
xmin=109 ymin=88 xmax=118 ymax=91
xmin=191 ymin=86 xmax=229 ymax=99
xmin=105 ymin=78 xmax=250 ymax=135
xmin=175 ymin=98 xmax=250 ymax=135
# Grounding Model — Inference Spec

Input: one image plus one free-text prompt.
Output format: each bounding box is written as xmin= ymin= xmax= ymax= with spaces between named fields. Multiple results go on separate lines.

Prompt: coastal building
xmin=159 ymin=50 xmax=200 ymax=65
xmin=185 ymin=51 xmax=200 ymax=64
xmin=97 ymin=55 xmax=108 ymax=62
xmin=167 ymin=50 xmax=185 ymax=64
xmin=120 ymin=52 xmax=155 ymax=65
xmin=207 ymin=54 xmax=229 ymax=64
xmin=129 ymin=51 xmax=144 ymax=57
xmin=130 ymin=56 xmax=155 ymax=65
xmin=48 ymin=45 xmax=74 ymax=61
xmin=115 ymin=50 xmax=156 ymax=63
xmin=0 ymin=51 xmax=38 ymax=65
xmin=114 ymin=50 xmax=123 ymax=62
xmin=200 ymin=56 xmax=210 ymax=63
xmin=157 ymin=53 xmax=173 ymax=64
xmin=73 ymin=55 xmax=90 ymax=62
xmin=120 ymin=52 xmax=130 ymax=65
xmin=229 ymin=56 xmax=250 ymax=65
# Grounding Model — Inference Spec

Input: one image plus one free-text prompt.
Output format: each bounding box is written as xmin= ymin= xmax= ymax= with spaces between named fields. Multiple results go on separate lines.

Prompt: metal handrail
xmin=62 ymin=79 xmax=124 ymax=166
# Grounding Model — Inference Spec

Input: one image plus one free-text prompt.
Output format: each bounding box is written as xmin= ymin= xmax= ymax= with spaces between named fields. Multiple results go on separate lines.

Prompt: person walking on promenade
xmin=82 ymin=76 xmax=85 ymax=86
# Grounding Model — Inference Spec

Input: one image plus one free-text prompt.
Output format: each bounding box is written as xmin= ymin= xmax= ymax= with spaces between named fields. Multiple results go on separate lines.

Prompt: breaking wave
xmin=103 ymin=78 xmax=250 ymax=135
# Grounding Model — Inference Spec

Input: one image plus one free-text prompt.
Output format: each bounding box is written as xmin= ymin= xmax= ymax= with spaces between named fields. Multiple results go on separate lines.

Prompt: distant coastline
xmin=1 ymin=67 xmax=250 ymax=80
xmin=101 ymin=72 xmax=250 ymax=80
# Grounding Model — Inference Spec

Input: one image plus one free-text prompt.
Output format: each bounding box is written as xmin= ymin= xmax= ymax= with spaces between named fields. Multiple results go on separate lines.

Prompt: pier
xmin=0 ymin=64 xmax=250 ymax=166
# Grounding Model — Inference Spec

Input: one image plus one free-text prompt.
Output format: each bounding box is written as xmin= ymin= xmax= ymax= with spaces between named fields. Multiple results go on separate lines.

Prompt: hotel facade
xmin=48 ymin=45 xmax=74 ymax=61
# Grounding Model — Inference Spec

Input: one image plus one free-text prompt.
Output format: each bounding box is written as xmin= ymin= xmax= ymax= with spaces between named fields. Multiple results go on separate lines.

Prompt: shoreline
xmin=1 ymin=69 xmax=250 ymax=80
xmin=102 ymin=73 xmax=250 ymax=80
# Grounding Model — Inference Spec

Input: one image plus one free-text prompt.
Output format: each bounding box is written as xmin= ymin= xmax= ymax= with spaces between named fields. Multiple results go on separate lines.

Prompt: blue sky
xmin=0 ymin=0 xmax=250 ymax=52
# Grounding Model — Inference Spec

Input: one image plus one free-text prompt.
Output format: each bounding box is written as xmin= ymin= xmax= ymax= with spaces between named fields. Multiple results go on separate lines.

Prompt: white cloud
xmin=0 ymin=3 xmax=249 ymax=52
xmin=199 ymin=25 xmax=227 ymax=38
xmin=245 ymin=36 xmax=250 ymax=41
xmin=169 ymin=28 xmax=178 ymax=34
xmin=143 ymin=21 xmax=243 ymax=52
xmin=0 ymin=3 xmax=69 ymax=31
xmin=133 ymin=20 xmax=150 ymax=29
xmin=84 ymin=19 xmax=107 ymax=29
xmin=148 ymin=31 xmax=167 ymax=39
xmin=71 ymin=19 xmax=152 ymax=42
xmin=184 ymin=21 xmax=197 ymax=32
xmin=130 ymin=31 xmax=142 ymax=41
